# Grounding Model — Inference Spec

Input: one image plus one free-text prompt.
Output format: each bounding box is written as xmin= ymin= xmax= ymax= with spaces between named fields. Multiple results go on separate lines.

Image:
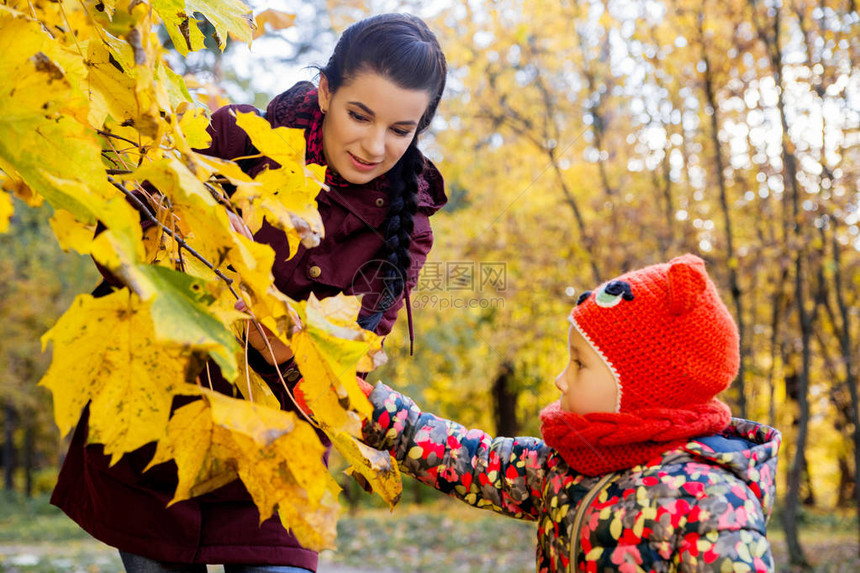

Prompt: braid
xmin=380 ymin=142 xmax=421 ymax=310
xmin=357 ymin=143 xmax=422 ymax=332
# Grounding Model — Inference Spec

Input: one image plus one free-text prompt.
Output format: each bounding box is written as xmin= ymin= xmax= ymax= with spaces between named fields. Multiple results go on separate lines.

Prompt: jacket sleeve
xmin=362 ymin=382 xmax=550 ymax=521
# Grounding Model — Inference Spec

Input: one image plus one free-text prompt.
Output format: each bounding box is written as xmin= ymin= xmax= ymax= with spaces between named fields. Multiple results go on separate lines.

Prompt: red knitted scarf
xmin=539 ymin=399 xmax=731 ymax=476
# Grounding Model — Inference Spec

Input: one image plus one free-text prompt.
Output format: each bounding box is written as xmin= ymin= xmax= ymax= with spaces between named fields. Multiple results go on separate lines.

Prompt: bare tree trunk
xmin=837 ymin=456 xmax=855 ymax=507
xmin=830 ymin=222 xmax=860 ymax=554
xmin=24 ymin=417 xmax=34 ymax=498
xmin=783 ymin=103 xmax=813 ymax=573
xmin=697 ymin=5 xmax=746 ymax=419
xmin=3 ymin=403 xmax=15 ymax=492
xmin=492 ymin=362 xmax=519 ymax=437
xmin=749 ymin=1 xmax=811 ymax=565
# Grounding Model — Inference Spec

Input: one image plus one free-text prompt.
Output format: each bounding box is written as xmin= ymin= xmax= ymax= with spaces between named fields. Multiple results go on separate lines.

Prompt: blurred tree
xmin=373 ymin=1 xmax=859 ymax=562
xmin=0 ymin=198 xmax=99 ymax=496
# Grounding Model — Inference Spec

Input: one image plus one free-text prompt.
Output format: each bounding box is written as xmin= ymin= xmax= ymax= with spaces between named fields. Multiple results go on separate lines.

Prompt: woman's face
xmin=318 ymin=72 xmax=431 ymax=185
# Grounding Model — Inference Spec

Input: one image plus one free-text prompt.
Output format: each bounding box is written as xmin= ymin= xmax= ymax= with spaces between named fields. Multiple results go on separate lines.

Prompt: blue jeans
xmin=119 ymin=552 xmax=313 ymax=573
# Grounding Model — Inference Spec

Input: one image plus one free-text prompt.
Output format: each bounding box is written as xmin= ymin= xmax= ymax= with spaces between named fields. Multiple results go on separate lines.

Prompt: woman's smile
xmin=348 ymin=152 xmax=381 ymax=171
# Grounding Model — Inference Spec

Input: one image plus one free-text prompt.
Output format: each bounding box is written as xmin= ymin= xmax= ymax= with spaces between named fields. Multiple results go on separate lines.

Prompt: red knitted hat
xmin=539 ymin=254 xmax=737 ymax=475
xmin=569 ymin=253 xmax=738 ymax=413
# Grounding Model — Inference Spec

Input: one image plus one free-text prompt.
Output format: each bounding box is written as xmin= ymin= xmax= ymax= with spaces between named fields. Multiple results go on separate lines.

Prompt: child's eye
xmin=348 ymin=110 xmax=369 ymax=122
xmin=572 ymin=358 xmax=584 ymax=369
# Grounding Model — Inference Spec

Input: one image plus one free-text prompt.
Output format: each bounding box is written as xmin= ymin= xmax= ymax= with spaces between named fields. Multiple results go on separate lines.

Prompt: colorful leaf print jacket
xmin=362 ymin=383 xmax=781 ymax=573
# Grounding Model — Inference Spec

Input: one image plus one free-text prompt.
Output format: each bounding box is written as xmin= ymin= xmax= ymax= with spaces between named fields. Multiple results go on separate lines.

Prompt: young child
xmin=360 ymin=254 xmax=781 ymax=572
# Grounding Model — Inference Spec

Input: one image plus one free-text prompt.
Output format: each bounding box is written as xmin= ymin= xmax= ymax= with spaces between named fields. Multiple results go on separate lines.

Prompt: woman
xmin=51 ymin=13 xmax=448 ymax=573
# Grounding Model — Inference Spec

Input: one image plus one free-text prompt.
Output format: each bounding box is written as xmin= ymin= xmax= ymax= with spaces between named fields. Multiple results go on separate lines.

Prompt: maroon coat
xmin=51 ymin=83 xmax=446 ymax=570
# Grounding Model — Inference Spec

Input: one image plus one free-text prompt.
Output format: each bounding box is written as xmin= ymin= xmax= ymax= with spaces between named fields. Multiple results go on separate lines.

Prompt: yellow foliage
xmin=40 ymin=291 xmax=188 ymax=463
xmin=146 ymin=388 xmax=342 ymax=550
xmin=2 ymin=0 xmax=398 ymax=547
xmin=325 ymin=425 xmax=402 ymax=508
xmin=232 ymin=111 xmax=325 ymax=253
xmin=292 ymin=294 xmax=376 ymax=429
xmin=253 ymin=9 xmax=296 ymax=40
xmin=0 ymin=191 xmax=12 ymax=232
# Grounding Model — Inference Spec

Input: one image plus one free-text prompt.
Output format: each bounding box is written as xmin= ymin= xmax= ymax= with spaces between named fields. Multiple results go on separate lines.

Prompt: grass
xmin=1 ymin=491 xmax=859 ymax=573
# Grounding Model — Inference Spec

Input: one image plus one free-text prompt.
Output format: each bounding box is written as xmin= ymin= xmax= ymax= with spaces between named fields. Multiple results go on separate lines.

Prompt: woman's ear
xmin=318 ymin=74 xmax=331 ymax=114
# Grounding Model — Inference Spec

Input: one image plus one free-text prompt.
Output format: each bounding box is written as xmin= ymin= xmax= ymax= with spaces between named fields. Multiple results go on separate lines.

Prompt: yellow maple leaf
xmin=0 ymin=171 xmax=43 ymax=207
xmin=146 ymin=399 xmax=238 ymax=502
xmin=0 ymin=12 xmax=116 ymax=223
xmin=232 ymin=111 xmax=325 ymax=252
xmin=252 ymin=9 xmax=296 ymax=40
xmin=151 ymin=0 xmax=207 ymax=56
xmin=149 ymin=388 xmax=340 ymax=550
xmin=153 ymin=0 xmax=253 ymax=55
xmin=274 ymin=485 xmax=340 ymax=551
xmin=85 ymin=36 xmax=141 ymax=129
xmin=158 ymin=61 xmax=195 ymax=111
xmin=234 ymin=355 xmax=282 ymax=409
xmin=193 ymin=153 xmax=257 ymax=186
xmin=48 ymin=209 xmax=96 ymax=254
xmin=130 ymin=158 xmax=294 ymax=342
xmin=0 ymin=190 xmax=12 ymax=233
xmin=290 ymin=294 xmax=377 ymax=432
xmin=187 ymin=0 xmax=254 ymax=49
xmin=176 ymin=102 xmax=212 ymax=150
xmin=233 ymin=111 xmax=306 ymax=172
xmin=325 ymin=425 xmax=402 ymax=508
xmin=121 ymin=157 xmax=237 ymax=267
xmin=39 ymin=290 xmax=190 ymax=464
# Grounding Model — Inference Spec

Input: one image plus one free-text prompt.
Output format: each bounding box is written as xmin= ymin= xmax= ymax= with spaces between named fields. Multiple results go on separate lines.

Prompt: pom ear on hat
xmin=667 ymin=254 xmax=708 ymax=316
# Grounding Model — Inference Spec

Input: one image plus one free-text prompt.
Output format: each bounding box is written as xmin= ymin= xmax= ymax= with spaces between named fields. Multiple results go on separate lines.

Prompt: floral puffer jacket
xmin=362 ymin=383 xmax=781 ymax=573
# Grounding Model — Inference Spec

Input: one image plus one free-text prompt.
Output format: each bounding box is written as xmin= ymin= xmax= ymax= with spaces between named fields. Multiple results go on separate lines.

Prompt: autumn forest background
xmin=1 ymin=0 xmax=859 ymax=571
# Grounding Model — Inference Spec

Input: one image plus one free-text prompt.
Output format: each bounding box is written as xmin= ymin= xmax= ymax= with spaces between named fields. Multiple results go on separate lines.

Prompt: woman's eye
xmin=391 ymin=128 xmax=411 ymax=137
xmin=348 ymin=110 xmax=369 ymax=122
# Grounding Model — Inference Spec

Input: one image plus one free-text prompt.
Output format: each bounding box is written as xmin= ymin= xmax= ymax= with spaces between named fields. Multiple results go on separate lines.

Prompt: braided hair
xmin=319 ymin=13 xmax=447 ymax=331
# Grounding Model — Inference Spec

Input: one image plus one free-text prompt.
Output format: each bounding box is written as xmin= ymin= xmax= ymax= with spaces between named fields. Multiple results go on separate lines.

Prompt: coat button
xmin=285 ymin=368 xmax=300 ymax=383
xmin=308 ymin=265 xmax=322 ymax=279
xmin=375 ymin=197 xmax=385 ymax=207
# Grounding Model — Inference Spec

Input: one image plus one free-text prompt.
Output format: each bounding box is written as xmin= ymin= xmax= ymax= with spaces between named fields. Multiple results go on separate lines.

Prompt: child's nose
xmin=554 ymin=371 xmax=566 ymax=392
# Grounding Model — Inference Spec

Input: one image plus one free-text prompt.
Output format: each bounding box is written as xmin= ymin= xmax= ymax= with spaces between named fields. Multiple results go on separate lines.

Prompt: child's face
xmin=554 ymin=324 xmax=618 ymax=414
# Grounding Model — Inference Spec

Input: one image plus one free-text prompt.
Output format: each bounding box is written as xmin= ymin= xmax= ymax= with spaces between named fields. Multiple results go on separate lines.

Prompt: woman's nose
xmin=362 ymin=127 xmax=385 ymax=158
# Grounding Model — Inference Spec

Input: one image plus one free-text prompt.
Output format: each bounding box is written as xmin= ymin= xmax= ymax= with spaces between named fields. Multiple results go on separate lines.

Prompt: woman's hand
xmin=228 ymin=210 xmax=253 ymax=240
xmin=235 ymin=300 xmax=294 ymax=366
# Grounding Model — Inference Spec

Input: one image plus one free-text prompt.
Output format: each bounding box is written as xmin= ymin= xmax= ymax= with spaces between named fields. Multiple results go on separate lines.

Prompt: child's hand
xmin=356 ymin=376 xmax=374 ymax=397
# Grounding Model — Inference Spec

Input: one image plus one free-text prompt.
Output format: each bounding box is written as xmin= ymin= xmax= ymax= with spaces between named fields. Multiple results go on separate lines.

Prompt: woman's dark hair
xmin=321 ymin=13 xmax=447 ymax=331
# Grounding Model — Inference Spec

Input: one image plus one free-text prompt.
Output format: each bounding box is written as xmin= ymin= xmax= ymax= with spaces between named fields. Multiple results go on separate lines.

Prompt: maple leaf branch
xmin=97 ymin=129 xmax=141 ymax=148
xmin=107 ymin=176 xmax=239 ymax=296
xmin=107 ymin=177 xmax=316 ymax=425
